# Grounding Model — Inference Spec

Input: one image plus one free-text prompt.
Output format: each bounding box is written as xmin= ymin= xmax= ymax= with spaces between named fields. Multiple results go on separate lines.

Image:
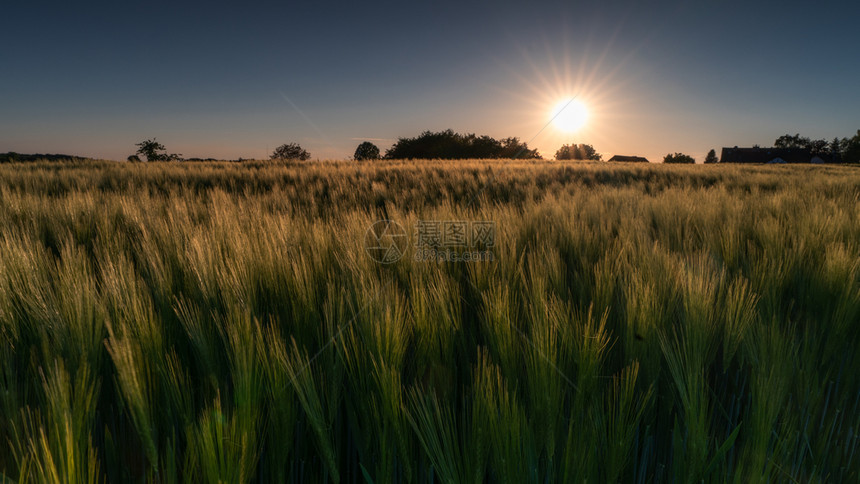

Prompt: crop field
xmin=1 ymin=159 xmax=859 ymax=483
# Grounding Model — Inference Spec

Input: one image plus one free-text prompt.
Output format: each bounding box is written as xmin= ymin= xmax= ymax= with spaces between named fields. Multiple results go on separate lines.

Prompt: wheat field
xmin=0 ymin=159 xmax=859 ymax=482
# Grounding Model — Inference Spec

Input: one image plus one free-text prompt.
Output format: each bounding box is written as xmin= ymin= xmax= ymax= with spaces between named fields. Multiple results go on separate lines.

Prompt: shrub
xmin=353 ymin=142 xmax=381 ymax=161
xmin=384 ymin=129 xmax=540 ymax=159
xmin=134 ymin=138 xmax=182 ymax=162
xmin=704 ymin=149 xmax=719 ymax=164
xmin=271 ymin=143 xmax=311 ymax=161
xmin=663 ymin=152 xmax=695 ymax=164
xmin=555 ymin=143 xmax=601 ymax=161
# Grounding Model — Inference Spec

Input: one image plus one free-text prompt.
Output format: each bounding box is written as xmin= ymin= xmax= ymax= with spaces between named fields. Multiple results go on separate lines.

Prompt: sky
xmin=2 ymin=0 xmax=860 ymax=162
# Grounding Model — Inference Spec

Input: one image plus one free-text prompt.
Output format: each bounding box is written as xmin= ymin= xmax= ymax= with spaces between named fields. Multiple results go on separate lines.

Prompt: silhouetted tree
xmin=663 ymin=152 xmax=695 ymax=164
xmin=774 ymin=133 xmax=809 ymax=149
xmin=1 ymin=152 xmax=21 ymax=163
xmin=498 ymin=137 xmax=540 ymax=159
xmin=384 ymin=129 xmax=540 ymax=159
xmin=271 ymin=143 xmax=310 ymax=161
xmin=135 ymin=138 xmax=165 ymax=161
xmin=844 ymin=130 xmax=860 ymax=164
xmin=704 ymin=149 xmax=719 ymax=164
xmin=134 ymin=138 xmax=181 ymax=161
xmin=555 ymin=143 xmax=601 ymax=161
xmin=469 ymin=134 xmax=502 ymax=158
xmin=830 ymin=137 xmax=847 ymax=156
xmin=1 ymin=152 xmax=87 ymax=163
xmin=127 ymin=155 xmax=141 ymax=162
xmin=809 ymin=139 xmax=828 ymax=155
xmin=354 ymin=141 xmax=381 ymax=161
xmin=774 ymin=133 xmax=828 ymax=155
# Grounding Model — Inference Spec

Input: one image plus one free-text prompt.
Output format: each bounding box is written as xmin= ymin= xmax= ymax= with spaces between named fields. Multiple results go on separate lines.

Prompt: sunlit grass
xmin=0 ymin=159 xmax=859 ymax=482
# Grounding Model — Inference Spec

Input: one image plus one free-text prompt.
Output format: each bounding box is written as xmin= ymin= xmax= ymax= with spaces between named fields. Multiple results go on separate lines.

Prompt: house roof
xmin=608 ymin=155 xmax=650 ymax=162
xmin=719 ymin=147 xmax=835 ymax=164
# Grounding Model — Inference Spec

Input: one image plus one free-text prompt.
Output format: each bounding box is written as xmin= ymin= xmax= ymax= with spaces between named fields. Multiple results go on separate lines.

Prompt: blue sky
xmin=2 ymin=0 xmax=859 ymax=162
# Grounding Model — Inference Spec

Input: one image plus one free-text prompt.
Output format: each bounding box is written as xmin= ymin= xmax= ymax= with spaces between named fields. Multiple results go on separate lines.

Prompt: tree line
xmin=42 ymin=129 xmax=857 ymax=164
xmin=0 ymin=152 xmax=91 ymax=163
xmin=381 ymin=129 xmax=540 ymax=160
xmin=127 ymin=131 xmax=593 ymax=162
xmin=773 ymin=131 xmax=860 ymax=163
xmin=662 ymin=130 xmax=860 ymax=165
xmin=279 ymin=135 xmax=601 ymax=162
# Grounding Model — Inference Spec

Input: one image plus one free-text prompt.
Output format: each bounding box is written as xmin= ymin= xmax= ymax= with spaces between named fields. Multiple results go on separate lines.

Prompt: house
xmin=608 ymin=155 xmax=650 ymax=163
xmin=719 ymin=147 xmax=836 ymax=164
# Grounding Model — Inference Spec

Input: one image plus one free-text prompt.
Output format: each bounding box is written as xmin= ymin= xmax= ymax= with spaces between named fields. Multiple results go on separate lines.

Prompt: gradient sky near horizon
xmin=3 ymin=0 xmax=859 ymax=162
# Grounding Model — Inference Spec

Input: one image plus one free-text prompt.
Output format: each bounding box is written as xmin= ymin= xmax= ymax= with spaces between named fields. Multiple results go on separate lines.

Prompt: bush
xmin=384 ymin=129 xmax=540 ymax=159
xmin=844 ymin=130 xmax=860 ymax=164
xmin=555 ymin=143 xmax=601 ymax=161
xmin=353 ymin=141 xmax=381 ymax=161
xmin=704 ymin=149 xmax=719 ymax=164
xmin=271 ymin=143 xmax=311 ymax=161
xmin=663 ymin=152 xmax=695 ymax=164
xmin=134 ymin=138 xmax=182 ymax=162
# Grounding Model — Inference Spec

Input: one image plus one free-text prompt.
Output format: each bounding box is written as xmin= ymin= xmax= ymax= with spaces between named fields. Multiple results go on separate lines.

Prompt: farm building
xmin=608 ymin=155 xmax=650 ymax=163
xmin=719 ymin=147 xmax=836 ymax=164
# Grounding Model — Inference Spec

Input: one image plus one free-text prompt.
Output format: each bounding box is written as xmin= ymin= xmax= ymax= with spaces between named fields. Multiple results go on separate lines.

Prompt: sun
xmin=550 ymin=98 xmax=588 ymax=133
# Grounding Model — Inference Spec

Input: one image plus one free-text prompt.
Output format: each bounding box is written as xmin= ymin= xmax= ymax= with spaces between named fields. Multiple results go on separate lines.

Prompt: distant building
xmin=608 ymin=155 xmax=650 ymax=163
xmin=719 ymin=147 xmax=837 ymax=164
